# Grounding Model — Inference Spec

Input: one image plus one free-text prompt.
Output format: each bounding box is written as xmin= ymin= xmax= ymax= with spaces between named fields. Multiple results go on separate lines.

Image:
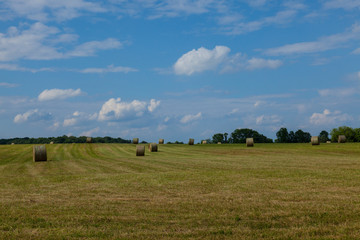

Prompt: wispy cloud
xmin=80 ymin=64 xmax=137 ymax=73
xmin=1 ymin=0 xmax=106 ymax=22
xmin=0 ymin=82 xmax=18 ymax=88
xmin=38 ymin=88 xmax=84 ymax=101
xmin=14 ymin=109 xmax=53 ymax=123
xmin=323 ymin=0 xmax=360 ymax=10
xmin=264 ymin=23 xmax=360 ymax=56
xmin=180 ymin=112 xmax=202 ymax=124
xmin=0 ymin=22 xmax=122 ymax=62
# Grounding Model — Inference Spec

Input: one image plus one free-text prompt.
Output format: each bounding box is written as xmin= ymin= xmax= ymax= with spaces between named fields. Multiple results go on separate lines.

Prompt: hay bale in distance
xmin=11 ymin=143 xmax=15 ymax=145
xmin=338 ymin=135 xmax=346 ymax=143
xmin=326 ymin=141 xmax=331 ymax=144
xmin=188 ymin=138 xmax=194 ymax=145
xmin=136 ymin=145 xmax=145 ymax=156
xmin=148 ymin=143 xmax=158 ymax=152
xmin=86 ymin=137 xmax=92 ymax=143
xmin=50 ymin=141 xmax=54 ymax=144
xmin=311 ymin=136 xmax=320 ymax=145
xmin=246 ymin=138 xmax=254 ymax=147
xmin=217 ymin=142 xmax=221 ymax=144
xmin=202 ymin=140 xmax=207 ymax=144
xmin=33 ymin=145 xmax=47 ymax=162
xmin=133 ymin=138 xmax=139 ymax=144
xmin=159 ymin=139 xmax=164 ymax=144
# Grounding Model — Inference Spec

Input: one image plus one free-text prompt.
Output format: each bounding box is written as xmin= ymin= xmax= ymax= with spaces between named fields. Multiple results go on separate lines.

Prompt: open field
xmin=1 ymin=143 xmax=360 ymax=239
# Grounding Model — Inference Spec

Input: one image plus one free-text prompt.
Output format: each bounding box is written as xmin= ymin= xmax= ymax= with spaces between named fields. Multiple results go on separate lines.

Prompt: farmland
xmin=1 ymin=143 xmax=360 ymax=239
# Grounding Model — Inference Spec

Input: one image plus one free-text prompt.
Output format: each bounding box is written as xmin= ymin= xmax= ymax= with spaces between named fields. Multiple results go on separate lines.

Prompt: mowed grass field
xmin=1 ymin=143 xmax=360 ymax=239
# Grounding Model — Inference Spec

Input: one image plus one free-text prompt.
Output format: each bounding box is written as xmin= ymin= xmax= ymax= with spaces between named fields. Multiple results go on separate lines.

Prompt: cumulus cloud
xmin=309 ymin=109 xmax=352 ymax=125
xmin=148 ymin=99 xmax=161 ymax=112
xmin=174 ymin=46 xmax=230 ymax=75
xmin=174 ymin=46 xmax=282 ymax=75
xmin=0 ymin=23 xmax=122 ymax=62
xmin=180 ymin=112 xmax=202 ymax=124
xmin=264 ymin=23 xmax=360 ymax=56
xmin=80 ymin=64 xmax=137 ymax=73
xmin=14 ymin=109 xmax=52 ymax=123
xmin=98 ymin=98 xmax=160 ymax=121
xmin=38 ymin=88 xmax=83 ymax=101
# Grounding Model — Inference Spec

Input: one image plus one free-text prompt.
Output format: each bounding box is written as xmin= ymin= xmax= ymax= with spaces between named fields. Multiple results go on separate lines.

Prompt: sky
xmin=0 ymin=0 xmax=360 ymax=142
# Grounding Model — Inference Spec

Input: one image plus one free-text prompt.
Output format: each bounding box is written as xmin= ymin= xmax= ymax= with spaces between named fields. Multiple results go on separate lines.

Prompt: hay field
xmin=1 ymin=143 xmax=360 ymax=239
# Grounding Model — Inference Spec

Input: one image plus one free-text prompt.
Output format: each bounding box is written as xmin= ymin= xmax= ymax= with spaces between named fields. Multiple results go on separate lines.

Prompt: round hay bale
xmin=148 ymin=143 xmax=158 ymax=152
xmin=311 ymin=136 xmax=320 ymax=145
xmin=246 ymin=138 xmax=254 ymax=147
xmin=11 ymin=143 xmax=15 ymax=145
xmin=33 ymin=145 xmax=47 ymax=162
xmin=338 ymin=135 xmax=346 ymax=143
xmin=50 ymin=141 xmax=54 ymax=144
xmin=133 ymin=138 xmax=139 ymax=144
xmin=136 ymin=145 xmax=145 ymax=156
xmin=202 ymin=140 xmax=207 ymax=144
xmin=159 ymin=139 xmax=164 ymax=144
xmin=86 ymin=137 xmax=92 ymax=143
xmin=326 ymin=141 xmax=331 ymax=144
xmin=188 ymin=138 xmax=194 ymax=145
xmin=217 ymin=142 xmax=221 ymax=144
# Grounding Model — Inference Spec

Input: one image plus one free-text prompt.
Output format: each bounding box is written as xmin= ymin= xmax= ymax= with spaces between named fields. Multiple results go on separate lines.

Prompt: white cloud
xmin=38 ymin=88 xmax=83 ymax=101
xmin=80 ymin=127 xmax=100 ymax=137
xmin=352 ymin=48 xmax=360 ymax=54
xmin=309 ymin=109 xmax=352 ymax=125
xmin=80 ymin=64 xmax=137 ymax=73
xmin=98 ymin=98 xmax=160 ymax=121
xmin=246 ymin=58 xmax=283 ymax=70
xmin=67 ymin=38 xmax=122 ymax=57
xmin=318 ymin=88 xmax=358 ymax=97
xmin=63 ymin=118 xmax=77 ymax=127
xmin=324 ymin=0 xmax=360 ymax=10
xmin=148 ymin=99 xmax=161 ymax=112
xmin=0 ymin=82 xmax=18 ymax=88
xmin=180 ymin=112 xmax=202 ymax=124
xmin=256 ymin=115 xmax=281 ymax=125
xmin=0 ymin=63 xmax=53 ymax=72
xmin=174 ymin=46 xmax=282 ymax=75
xmin=2 ymin=0 xmax=106 ymax=22
xmin=14 ymin=109 xmax=52 ymax=123
xmin=174 ymin=46 xmax=230 ymax=75
xmin=0 ymin=23 xmax=122 ymax=62
xmin=264 ymin=23 xmax=360 ymax=56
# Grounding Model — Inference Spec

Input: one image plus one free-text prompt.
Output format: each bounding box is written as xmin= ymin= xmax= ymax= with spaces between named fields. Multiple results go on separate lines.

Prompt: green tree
xmin=276 ymin=128 xmax=289 ymax=143
xmin=330 ymin=126 xmax=356 ymax=142
xmin=231 ymin=128 xmax=272 ymax=143
xmin=212 ymin=133 xmax=224 ymax=143
xmin=319 ymin=130 xmax=330 ymax=143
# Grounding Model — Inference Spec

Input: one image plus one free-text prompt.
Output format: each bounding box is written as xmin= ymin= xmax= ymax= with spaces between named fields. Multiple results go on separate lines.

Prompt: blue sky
xmin=0 ymin=0 xmax=360 ymax=142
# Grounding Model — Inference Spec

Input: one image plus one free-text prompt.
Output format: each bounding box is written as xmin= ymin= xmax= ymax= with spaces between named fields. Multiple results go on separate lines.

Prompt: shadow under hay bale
xmin=133 ymin=138 xmax=139 ymax=144
xmin=136 ymin=145 xmax=145 ymax=156
xmin=33 ymin=145 xmax=47 ymax=162
xmin=338 ymin=135 xmax=346 ymax=143
xmin=86 ymin=137 xmax=92 ymax=143
xmin=159 ymin=139 xmax=164 ymax=144
xmin=311 ymin=136 xmax=320 ymax=145
xmin=148 ymin=143 xmax=158 ymax=152
xmin=188 ymin=138 xmax=194 ymax=145
xmin=246 ymin=138 xmax=254 ymax=147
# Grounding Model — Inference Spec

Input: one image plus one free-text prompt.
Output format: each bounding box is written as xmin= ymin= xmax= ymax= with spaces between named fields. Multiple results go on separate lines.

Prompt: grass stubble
xmin=0 ymin=143 xmax=360 ymax=239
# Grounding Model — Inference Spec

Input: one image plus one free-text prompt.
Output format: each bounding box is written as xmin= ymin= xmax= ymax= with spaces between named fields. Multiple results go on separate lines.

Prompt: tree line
xmin=0 ymin=135 xmax=131 ymax=145
xmin=210 ymin=126 xmax=360 ymax=144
